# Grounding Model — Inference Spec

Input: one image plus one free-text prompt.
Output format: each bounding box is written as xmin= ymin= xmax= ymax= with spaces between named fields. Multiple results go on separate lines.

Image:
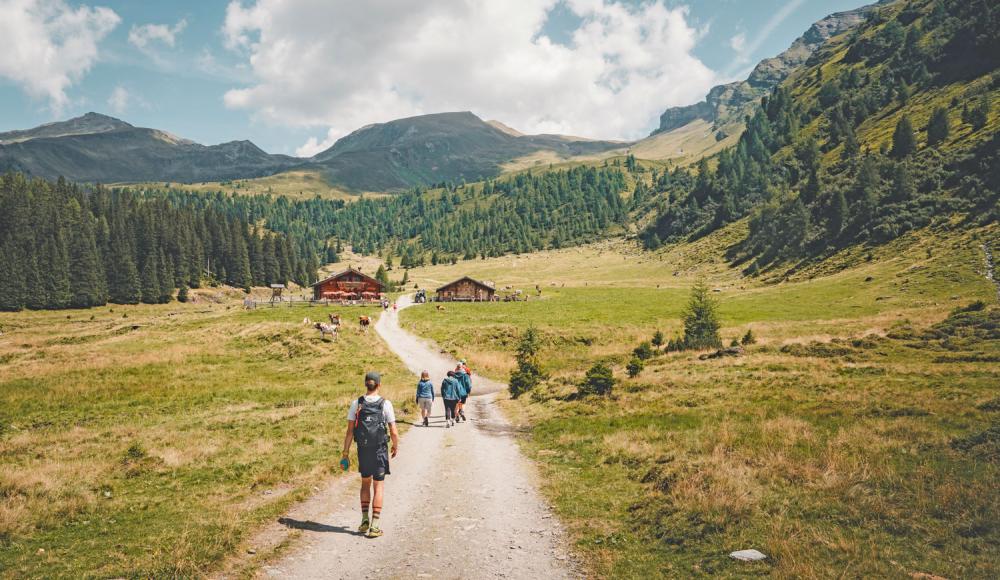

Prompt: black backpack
xmin=353 ymin=397 xmax=388 ymax=449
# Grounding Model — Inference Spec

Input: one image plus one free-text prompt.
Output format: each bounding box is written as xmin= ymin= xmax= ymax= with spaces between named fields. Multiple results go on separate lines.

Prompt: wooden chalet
xmin=435 ymin=276 xmax=496 ymax=302
xmin=311 ymin=267 xmax=385 ymax=300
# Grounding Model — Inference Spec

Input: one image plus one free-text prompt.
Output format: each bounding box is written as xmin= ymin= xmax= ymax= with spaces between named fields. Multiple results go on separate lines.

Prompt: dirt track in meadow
xmin=241 ymin=295 xmax=579 ymax=579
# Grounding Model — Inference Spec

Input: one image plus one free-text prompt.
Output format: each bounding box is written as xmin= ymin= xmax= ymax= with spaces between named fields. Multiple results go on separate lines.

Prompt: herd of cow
xmin=305 ymin=313 xmax=371 ymax=341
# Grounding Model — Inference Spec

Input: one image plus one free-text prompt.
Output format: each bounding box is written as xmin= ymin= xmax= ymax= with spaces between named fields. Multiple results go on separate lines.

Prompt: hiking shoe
xmin=366 ymin=526 xmax=383 ymax=538
xmin=358 ymin=520 xmax=370 ymax=534
xmin=423 ymin=418 xmax=429 ymax=427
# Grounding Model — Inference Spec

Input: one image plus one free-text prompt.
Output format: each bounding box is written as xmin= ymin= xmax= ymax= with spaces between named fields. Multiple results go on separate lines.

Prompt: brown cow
xmin=359 ymin=316 xmax=371 ymax=332
xmin=329 ymin=313 xmax=342 ymax=327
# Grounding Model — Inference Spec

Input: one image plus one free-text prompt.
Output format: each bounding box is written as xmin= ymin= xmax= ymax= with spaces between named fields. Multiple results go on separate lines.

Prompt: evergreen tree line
xmin=0 ymin=174 xmax=319 ymax=311
xmin=331 ymin=166 xmax=629 ymax=260
xmin=640 ymin=0 xmax=998 ymax=272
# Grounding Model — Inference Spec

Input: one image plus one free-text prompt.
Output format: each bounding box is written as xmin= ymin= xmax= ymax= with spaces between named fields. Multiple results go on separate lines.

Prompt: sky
xmin=0 ymin=0 xmax=868 ymax=157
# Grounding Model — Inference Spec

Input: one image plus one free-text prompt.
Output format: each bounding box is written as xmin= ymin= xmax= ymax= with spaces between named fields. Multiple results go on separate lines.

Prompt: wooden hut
xmin=435 ymin=276 xmax=496 ymax=302
xmin=311 ymin=267 xmax=385 ymax=300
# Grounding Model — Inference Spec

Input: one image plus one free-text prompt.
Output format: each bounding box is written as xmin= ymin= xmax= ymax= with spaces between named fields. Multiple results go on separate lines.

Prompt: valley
xmin=0 ymin=0 xmax=997 ymax=577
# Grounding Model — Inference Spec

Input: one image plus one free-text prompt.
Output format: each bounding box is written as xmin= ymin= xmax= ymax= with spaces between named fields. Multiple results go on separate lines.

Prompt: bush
xmin=626 ymin=356 xmax=644 ymax=378
xmin=579 ymin=363 xmax=614 ymax=396
xmin=741 ymin=329 xmax=757 ymax=345
xmin=177 ymin=284 xmax=189 ymax=303
xmin=509 ymin=328 xmax=545 ymax=399
xmin=651 ymin=330 xmax=665 ymax=347
xmin=633 ymin=341 xmax=654 ymax=360
xmin=666 ymin=336 xmax=685 ymax=352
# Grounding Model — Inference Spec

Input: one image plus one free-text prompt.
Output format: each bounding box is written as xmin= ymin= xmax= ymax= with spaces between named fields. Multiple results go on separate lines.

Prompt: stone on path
xmin=730 ymin=549 xmax=768 ymax=562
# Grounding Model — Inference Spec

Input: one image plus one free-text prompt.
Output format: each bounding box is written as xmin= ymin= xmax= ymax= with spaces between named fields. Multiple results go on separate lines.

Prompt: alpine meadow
xmin=0 ymin=0 xmax=997 ymax=578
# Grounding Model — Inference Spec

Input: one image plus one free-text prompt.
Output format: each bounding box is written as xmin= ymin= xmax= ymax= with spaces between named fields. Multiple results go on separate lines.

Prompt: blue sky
xmin=0 ymin=0 xmax=868 ymax=155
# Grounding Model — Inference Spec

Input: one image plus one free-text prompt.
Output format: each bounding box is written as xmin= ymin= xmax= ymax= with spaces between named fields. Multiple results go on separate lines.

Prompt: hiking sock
xmin=361 ymin=501 xmax=370 ymax=522
xmin=371 ymin=509 xmax=381 ymax=529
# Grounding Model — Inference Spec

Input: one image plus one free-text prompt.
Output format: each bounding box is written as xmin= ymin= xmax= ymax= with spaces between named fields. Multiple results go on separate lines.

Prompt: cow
xmin=436 ymin=304 xmax=446 ymax=311
xmin=314 ymin=322 xmax=338 ymax=341
xmin=359 ymin=316 xmax=371 ymax=332
xmin=328 ymin=313 xmax=342 ymax=327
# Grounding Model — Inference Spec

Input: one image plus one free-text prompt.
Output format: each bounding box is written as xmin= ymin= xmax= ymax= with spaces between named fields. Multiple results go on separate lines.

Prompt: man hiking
xmin=341 ymin=371 xmax=399 ymax=538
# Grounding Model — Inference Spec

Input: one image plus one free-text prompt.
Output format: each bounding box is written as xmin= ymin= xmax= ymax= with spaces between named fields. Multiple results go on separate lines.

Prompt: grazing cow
xmin=314 ymin=322 xmax=338 ymax=341
xmin=303 ymin=317 xmax=312 ymax=325
xmin=436 ymin=304 xmax=446 ymax=311
xmin=359 ymin=316 xmax=371 ymax=332
xmin=328 ymin=313 xmax=342 ymax=327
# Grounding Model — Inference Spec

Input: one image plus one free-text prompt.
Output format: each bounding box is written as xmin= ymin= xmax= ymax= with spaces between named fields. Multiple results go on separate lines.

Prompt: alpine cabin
xmin=311 ymin=267 xmax=385 ymax=300
xmin=435 ymin=276 xmax=496 ymax=302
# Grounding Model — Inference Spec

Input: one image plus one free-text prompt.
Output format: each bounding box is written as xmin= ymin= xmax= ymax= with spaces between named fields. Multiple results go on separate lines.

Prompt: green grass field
xmin=0 ymin=300 xmax=411 ymax=578
xmin=401 ymin=223 xmax=1000 ymax=577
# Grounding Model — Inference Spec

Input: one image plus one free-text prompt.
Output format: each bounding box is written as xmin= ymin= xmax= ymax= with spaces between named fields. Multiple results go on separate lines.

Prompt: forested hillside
xmin=0 ymin=174 xmax=322 ymax=311
xmin=641 ymin=0 xmax=998 ymax=272
xmin=331 ymin=165 xmax=629 ymax=260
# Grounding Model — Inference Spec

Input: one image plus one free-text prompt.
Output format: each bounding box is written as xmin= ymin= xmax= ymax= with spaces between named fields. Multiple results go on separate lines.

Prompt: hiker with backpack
xmin=341 ymin=371 xmax=399 ymax=538
xmin=454 ymin=362 xmax=471 ymax=422
xmin=440 ymin=370 xmax=462 ymax=428
xmin=415 ymin=370 xmax=434 ymax=427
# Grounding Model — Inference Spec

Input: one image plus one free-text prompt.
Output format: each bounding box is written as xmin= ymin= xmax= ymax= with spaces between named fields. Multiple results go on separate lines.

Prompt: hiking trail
xmin=235 ymin=295 xmax=579 ymax=579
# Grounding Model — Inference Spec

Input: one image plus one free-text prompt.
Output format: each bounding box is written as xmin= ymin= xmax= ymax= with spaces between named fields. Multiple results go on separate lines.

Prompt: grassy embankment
xmin=0 ymin=299 xmax=411 ymax=578
xmin=401 ymin=223 xmax=999 ymax=578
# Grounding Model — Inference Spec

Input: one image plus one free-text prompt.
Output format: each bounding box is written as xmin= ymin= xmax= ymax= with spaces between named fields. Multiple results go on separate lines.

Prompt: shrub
xmin=579 ymin=363 xmax=614 ymax=396
xmin=741 ymin=329 xmax=757 ymax=345
xmin=651 ymin=330 xmax=665 ymax=347
xmin=626 ymin=357 xmax=644 ymax=378
xmin=177 ymin=284 xmax=189 ymax=303
xmin=509 ymin=328 xmax=545 ymax=399
xmin=633 ymin=341 xmax=654 ymax=360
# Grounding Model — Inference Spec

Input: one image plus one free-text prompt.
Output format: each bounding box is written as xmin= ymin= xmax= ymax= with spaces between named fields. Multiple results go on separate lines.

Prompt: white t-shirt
xmin=347 ymin=395 xmax=396 ymax=424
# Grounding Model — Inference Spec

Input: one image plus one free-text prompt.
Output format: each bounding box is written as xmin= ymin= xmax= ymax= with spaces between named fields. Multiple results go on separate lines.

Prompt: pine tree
xmin=158 ymin=248 xmax=174 ymax=303
xmin=926 ymin=106 xmax=950 ymax=146
xmin=140 ymin=250 xmax=160 ymax=304
xmin=682 ymin=280 xmax=722 ymax=350
xmin=66 ymin=199 xmax=104 ymax=308
xmin=890 ymin=115 xmax=917 ymax=158
xmin=827 ymin=189 xmax=848 ymax=239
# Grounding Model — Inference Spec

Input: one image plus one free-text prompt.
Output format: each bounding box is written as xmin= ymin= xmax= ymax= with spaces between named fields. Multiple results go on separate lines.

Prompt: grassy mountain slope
xmin=308 ymin=111 xmax=623 ymax=191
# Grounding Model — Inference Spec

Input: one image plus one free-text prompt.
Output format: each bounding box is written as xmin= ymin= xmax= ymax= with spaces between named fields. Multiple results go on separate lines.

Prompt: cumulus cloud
xmin=129 ymin=18 xmax=187 ymax=51
xmin=221 ymin=0 xmax=719 ymax=154
xmin=0 ymin=0 xmax=120 ymax=113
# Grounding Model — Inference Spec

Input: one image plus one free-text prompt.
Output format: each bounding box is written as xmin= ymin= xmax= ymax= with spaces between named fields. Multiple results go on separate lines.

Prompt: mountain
xmin=0 ymin=113 xmax=298 ymax=183
xmin=307 ymin=111 xmax=623 ymax=191
xmin=632 ymin=1 xmax=883 ymax=165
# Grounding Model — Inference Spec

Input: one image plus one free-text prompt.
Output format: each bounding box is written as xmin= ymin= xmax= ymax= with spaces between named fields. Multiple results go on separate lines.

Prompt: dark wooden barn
xmin=311 ymin=267 xmax=385 ymax=300
xmin=435 ymin=276 xmax=495 ymax=302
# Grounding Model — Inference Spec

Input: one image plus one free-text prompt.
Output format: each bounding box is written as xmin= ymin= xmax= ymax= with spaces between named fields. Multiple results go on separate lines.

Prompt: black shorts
xmin=358 ymin=445 xmax=390 ymax=481
xmin=459 ymin=396 xmax=468 ymax=404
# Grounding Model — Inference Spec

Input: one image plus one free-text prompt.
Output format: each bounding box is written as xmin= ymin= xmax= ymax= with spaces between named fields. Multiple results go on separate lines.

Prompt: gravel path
xmin=256 ymin=296 xmax=579 ymax=579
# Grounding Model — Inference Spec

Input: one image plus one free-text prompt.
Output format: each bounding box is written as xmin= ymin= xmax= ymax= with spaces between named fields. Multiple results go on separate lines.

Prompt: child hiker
xmin=415 ymin=370 xmax=434 ymax=427
xmin=440 ymin=370 xmax=462 ymax=428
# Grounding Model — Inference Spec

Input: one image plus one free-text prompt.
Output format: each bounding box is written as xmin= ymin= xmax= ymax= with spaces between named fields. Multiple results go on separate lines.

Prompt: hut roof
xmin=310 ymin=267 xmax=384 ymax=289
xmin=435 ymin=276 xmax=495 ymax=293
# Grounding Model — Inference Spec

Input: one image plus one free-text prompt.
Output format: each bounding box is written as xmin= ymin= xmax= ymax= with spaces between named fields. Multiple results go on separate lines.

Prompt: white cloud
xmin=129 ymin=18 xmax=187 ymax=51
xmin=107 ymin=84 xmax=129 ymax=114
xmin=729 ymin=31 xmax=745 ymax=53
xmin=0 ymin=0 xmax=120 ymax=113
xmin=222 ymin=0 xmax=719 ymax=153
xmin=105 ymin=84 xmax=148 ymax=115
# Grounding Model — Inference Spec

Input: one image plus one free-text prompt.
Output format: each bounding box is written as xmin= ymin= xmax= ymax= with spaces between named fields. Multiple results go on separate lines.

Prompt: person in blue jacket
xmin=440 ymin=371 xmax=462 ymax=428
xmin=415 ymin=370 xmax=434 ymax=427
xmin=454 ymin=363 xmax=471 ymax=422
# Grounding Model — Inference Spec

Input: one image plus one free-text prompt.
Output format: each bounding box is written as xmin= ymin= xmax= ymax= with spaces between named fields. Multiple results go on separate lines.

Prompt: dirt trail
xmin=252 ymin=296 xmax=579 ymax=579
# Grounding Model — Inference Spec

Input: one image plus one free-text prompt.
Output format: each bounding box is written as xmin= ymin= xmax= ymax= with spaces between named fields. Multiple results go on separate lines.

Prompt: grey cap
xmin=364 ymin=371 xmax=381 ymax=384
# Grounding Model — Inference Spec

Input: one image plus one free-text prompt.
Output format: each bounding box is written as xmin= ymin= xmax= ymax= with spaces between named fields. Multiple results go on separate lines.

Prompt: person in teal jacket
xmin=415 ymin=370 xmax=434 ymax=427
xmin=440 ymin=371 xmax=462 ymax=428
xmin=454 ymin=364 xmax=471 ymax=422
